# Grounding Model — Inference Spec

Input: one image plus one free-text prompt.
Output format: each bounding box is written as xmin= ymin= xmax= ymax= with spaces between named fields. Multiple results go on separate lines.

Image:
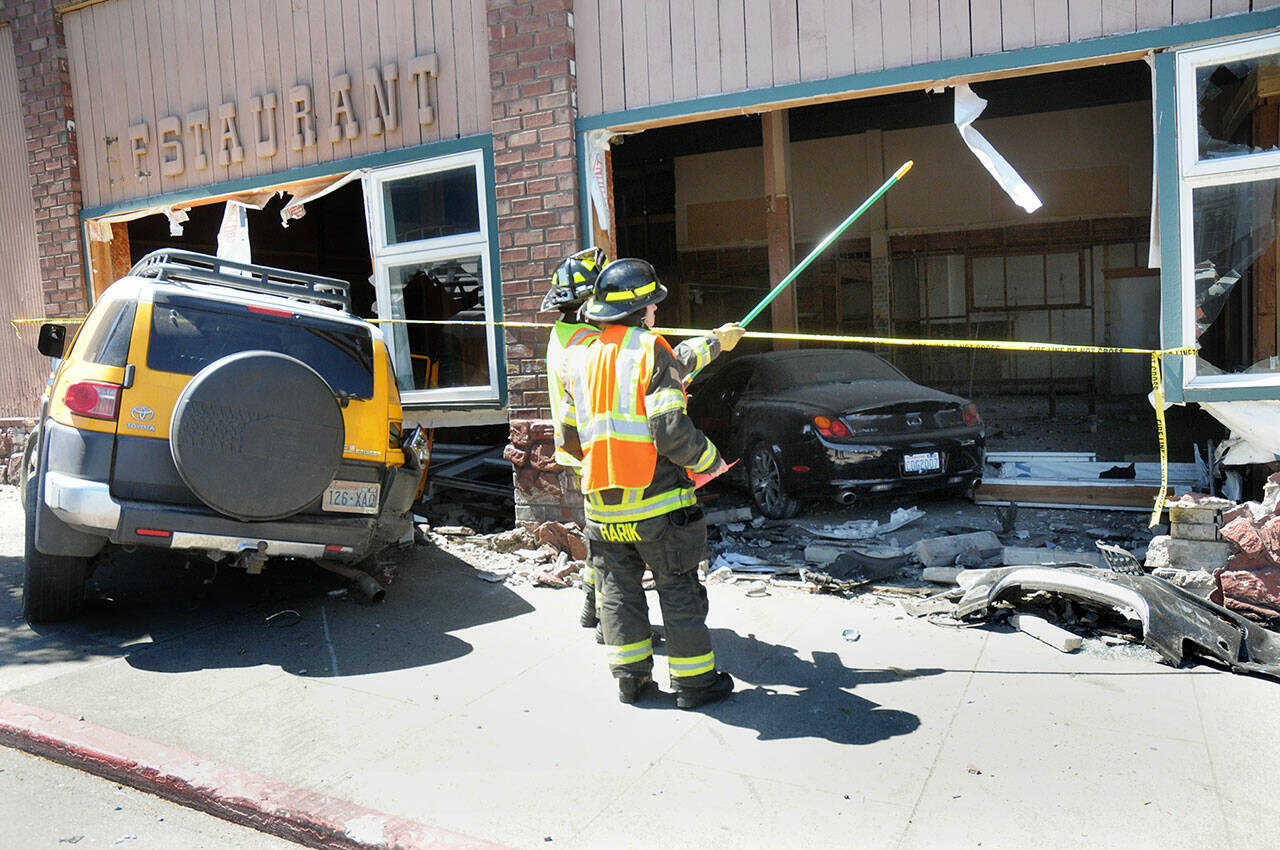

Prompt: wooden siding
xmin=64 ymin=0 xmax=492 ymax=210
xmin=0 ymin=25 xmax=57 ymax=417
xmin=576 ymin=0 xmax=1275 ymax=117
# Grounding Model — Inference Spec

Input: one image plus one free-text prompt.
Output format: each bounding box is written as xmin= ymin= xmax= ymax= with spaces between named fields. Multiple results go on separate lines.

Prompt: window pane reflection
xmin=383 ymin=167 xmax=481 ymax=244
xmin=1192 ymin=178 xmax=1280 ymax=374
xmin=385 ymin=256 xmax=490 ymax=391
xmin=1195 ymin=53 xmax=1280 ymax=162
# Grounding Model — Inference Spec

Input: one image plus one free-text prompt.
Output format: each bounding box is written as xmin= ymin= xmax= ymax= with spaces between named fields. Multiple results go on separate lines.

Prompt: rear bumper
xmin=43 ymin=466 xmax=419 ymax=562
xmin=776 ymin=431 xmax=986 ymax=499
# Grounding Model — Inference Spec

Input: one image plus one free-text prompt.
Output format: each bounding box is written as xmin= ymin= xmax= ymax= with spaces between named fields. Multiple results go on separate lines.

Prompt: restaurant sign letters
xmin=123 ymin=54 xmax=439 ymax=179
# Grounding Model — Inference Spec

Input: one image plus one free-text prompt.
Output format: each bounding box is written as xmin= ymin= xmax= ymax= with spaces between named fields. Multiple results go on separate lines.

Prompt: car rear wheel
xmin=748 ymin=441 xmax=800 ymax=520
xmin=22 ymin=472 xmax=88 ymax=623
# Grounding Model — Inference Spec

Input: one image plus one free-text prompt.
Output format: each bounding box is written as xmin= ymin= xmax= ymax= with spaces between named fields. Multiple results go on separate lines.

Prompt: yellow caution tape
xmin=20 ymin=311 xmax=1191 ymax=524
xmin=10 ymin=316 xmax=86 ymax=339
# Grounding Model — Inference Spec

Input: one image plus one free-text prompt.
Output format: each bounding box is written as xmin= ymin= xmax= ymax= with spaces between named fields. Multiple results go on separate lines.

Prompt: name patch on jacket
xmin=598 ymin=521 xmax=641 ymax=543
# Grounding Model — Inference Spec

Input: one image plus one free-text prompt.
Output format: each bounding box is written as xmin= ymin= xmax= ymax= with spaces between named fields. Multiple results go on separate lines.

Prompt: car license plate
xmin=323 ymin=481 xmax=380 ymax=514
xmin=903 ymin=451 xmax=941 ymax=474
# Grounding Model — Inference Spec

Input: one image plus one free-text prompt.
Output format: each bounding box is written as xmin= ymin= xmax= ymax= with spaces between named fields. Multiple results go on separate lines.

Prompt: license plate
xmin=903 ymin=451 xmax=941 ymax=474
xmin=323 ymin=481 xmax=380 ymax=514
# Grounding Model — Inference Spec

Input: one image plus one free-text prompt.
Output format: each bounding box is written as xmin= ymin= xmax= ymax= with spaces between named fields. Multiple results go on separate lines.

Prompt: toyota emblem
xmin=131 ymin=405 xmax=155 ymax=422
xmin=906 ymin=413 xmax=922 ymax=427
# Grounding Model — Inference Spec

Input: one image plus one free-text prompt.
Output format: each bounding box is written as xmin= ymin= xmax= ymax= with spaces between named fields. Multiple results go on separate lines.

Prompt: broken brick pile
xmin=505 ymin=419 xmax=586 ymax=527
xmin=0 ymin=422 xmax=32 ymax=486
xmin=1214 ymin=472 xmax=1280 ymax=620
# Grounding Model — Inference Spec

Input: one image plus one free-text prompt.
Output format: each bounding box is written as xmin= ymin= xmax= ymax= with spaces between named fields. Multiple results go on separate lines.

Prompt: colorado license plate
xmin=323 ymin=481 xmax=380 ymax=514
xmin=903 ymin=451 xmax=941 ymax=474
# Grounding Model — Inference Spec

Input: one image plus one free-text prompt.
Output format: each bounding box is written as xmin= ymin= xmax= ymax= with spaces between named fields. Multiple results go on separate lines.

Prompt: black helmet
xmin=583 ymin=258 xmax=668 ymax=322
xmin=540 ymin=247 xmax=608 ymax=313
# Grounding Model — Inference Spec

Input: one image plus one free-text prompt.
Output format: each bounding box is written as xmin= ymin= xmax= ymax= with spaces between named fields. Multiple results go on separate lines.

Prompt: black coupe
xmin=687 ymin=349 xmax=985 ymax=518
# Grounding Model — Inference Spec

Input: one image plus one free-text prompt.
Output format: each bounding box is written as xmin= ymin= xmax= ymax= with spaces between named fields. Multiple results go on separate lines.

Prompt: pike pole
xmin=739 ymin=159 xmax=914 ymax=328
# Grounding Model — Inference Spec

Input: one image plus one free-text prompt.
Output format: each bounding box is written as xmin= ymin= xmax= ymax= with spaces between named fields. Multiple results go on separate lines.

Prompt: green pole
xmin=740 ymin=159 xmax=914 ymax=328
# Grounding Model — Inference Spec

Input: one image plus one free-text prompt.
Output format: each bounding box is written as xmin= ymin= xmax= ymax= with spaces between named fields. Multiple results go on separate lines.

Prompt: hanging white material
xmin=280 ymin=170 xmax=362 ymax=226
xmin=1144 ymin=53 xmax=1161 ymax=269
xmin=163 ymin=206 xmax=190 ymax=236
xmin=216 ymin=201 xmax=251 ymax=265
xmin=585 ymin=129 xmax=615 ymax=231
xmin=953 ymin=84 xmax=1043 ymax=214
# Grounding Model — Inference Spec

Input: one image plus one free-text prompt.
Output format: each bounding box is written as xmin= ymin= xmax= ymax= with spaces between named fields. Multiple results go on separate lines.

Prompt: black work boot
xmin=579 ymin=586 xmax=599 ymax=628
xmin=675 ymin=672 xmax=733 ymax=710
xmin=617 ymin=674 xmax=654 ymax=704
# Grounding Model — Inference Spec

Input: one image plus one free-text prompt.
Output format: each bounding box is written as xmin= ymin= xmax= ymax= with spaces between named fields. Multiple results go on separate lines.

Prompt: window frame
xmin=1175 ymin=31 xmax=1280 ymax=393
xmin=363 ymin=150 xmax=501 ymax=406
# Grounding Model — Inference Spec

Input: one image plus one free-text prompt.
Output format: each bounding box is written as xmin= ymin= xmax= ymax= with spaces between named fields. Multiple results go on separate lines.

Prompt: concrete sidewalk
xmin=2 ymin=484 xmax=1278 ymax=849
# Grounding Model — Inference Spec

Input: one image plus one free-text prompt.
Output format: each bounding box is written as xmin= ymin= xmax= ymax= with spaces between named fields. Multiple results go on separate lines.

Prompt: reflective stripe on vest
xmin=569 ymin=325 xmax=677 ymax=493
xmin=549 ymin=321 xmax=599 ymax=469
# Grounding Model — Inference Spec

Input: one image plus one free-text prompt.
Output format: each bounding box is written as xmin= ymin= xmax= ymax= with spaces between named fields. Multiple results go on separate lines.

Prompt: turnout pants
xmin=585 ymin=506 xmax=717 ymax=690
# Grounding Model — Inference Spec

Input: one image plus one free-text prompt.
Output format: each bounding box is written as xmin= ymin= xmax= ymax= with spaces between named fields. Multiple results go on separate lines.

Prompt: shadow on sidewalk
xmin=3 ymin=545 xmax=533 ymax=679
xmin=632 ymin=628 xmax=932 ymax=745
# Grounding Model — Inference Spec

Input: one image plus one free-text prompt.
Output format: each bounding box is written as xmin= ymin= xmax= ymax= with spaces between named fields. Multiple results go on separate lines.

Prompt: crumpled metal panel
xmin=954 ymin=567 xmax=1280 ymax=682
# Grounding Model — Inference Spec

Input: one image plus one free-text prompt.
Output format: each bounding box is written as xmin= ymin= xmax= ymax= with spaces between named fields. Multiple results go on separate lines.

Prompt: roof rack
xmin=128 ymin=249 xmax=353 ymax=313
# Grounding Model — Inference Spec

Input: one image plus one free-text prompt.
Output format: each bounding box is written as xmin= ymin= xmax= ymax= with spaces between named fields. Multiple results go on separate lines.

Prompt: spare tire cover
xmin=170 ymin=351 xmax=345 ymax=521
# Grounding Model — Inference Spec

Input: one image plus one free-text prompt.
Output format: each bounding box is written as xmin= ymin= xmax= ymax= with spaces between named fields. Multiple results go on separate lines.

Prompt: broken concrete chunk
xmin=922 ymin=567 xmax=960 ymax=584
xmin=1010 ymin=613 xmax=1082 ymax=653
xmin=1144 ymin=535 xmax=1229 ymax=572
xmin=1001 ymin=547 xmax=1105 ymax=568
xmin=1150 ymin=567 xmax=1217 ymax=598
xmin=435 ymin=525 xmax=476 ymax=537
xmin=1170 ymin=521 xmax=1218 ymax=542
xmin=705 ymin=506 xmax=754 ymax=525
xmin=1169 ymin=506 xmax=1220 ymax=526
xmin=914 ymin=531 xmax=1001 ymax=568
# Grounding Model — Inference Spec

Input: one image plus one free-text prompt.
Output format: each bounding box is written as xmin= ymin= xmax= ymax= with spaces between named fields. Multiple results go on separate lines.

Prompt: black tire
xmin=22 ymin=473 xmax=88 ymax=623
xmin=747 ymin=441 xmax=800 ymax=520
xmin=170 ymin=351 xmax=345 ymax=521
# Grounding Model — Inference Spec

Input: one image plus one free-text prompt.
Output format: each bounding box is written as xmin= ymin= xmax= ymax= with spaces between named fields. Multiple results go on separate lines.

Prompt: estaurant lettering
xmin=123 ymin=54 xmax=439 ymax=178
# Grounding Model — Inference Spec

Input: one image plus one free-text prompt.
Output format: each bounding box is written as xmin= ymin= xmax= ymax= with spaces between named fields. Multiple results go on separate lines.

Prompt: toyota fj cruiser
xmin=22 ymin=249 xmax=425 ymax=622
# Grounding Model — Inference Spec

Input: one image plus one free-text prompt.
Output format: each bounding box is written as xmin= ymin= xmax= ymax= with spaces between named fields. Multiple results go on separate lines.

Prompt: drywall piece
xmin=953 ymin=83 xmax=1042 ymax=213
xmin=914 ymin=531 xmax=1002 ymax=568
xmin=1010 ymin=613 xmax=1082 ymax=653
xmin=1144 ymin=536 xmax=1230 ymax=572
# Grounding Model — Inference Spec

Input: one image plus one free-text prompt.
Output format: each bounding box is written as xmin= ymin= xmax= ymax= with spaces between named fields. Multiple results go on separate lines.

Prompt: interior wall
xmin=674 ymin=101 xmax=1153 ymax=249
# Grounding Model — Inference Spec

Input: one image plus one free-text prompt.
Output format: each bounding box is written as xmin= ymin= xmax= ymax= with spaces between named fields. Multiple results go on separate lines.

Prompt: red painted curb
xmin=0 ymin=697 xmax=510 ymax=850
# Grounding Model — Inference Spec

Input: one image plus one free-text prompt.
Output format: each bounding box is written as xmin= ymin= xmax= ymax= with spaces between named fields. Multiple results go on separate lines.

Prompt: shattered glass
xmin=1195 ymin=53 xmax=1280 ymax=162
xmin=1190 ymin=178 xmax=1279 ymax=374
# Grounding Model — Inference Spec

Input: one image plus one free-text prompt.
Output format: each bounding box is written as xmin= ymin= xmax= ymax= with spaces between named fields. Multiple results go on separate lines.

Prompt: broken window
xmin=1177 ymin=33 xmax=1280 ymax=385
xmin=364 ymin=151 xmax=499 ymax=405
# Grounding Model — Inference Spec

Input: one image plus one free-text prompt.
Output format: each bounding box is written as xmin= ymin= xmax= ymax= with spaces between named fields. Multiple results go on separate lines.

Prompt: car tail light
xmin=813 ymin=416 xmax=851 ymax=438
xmin=64 ymin=380 xmax=121 ymax=420
xmin=964 ymin=403 xmax=981 ymax=427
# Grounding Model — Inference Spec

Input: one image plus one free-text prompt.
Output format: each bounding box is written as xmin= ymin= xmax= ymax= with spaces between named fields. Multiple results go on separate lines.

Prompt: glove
xmin=713 ymin=323 xmax=745 ymax=352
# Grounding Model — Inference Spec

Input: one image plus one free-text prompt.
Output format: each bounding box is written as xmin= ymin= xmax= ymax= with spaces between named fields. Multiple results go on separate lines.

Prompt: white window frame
xmin=1175 ymin=31 xmax=1280 ymax=392
xmin=363 ymin=150 xmax=500 ymax=405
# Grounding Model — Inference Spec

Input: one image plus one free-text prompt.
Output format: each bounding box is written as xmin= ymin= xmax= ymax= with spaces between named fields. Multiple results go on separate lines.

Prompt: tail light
xmin=964 ymin=403 xmax=981 ymax=427
xmin=813 ymin=415 xmax=851 ymax=439
xmin=64 ymin=380 xmax=121 ymax=420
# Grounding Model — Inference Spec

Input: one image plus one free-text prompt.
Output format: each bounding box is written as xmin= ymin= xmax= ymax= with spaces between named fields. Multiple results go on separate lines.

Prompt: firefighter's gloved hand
xmin=713 ymin=323 xmax=745 ymax=352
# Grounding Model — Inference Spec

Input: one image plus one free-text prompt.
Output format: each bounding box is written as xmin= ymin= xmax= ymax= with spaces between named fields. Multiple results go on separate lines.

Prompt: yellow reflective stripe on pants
xmin=608 ymin=635 xmax=653 ymax=666
xmin=581 ymin=562 xmax=595 ymax=585
xmin=669 ymin=651 xmax=715 ymax=678
xmin=585 ymin=487 xmax=697 ymax=523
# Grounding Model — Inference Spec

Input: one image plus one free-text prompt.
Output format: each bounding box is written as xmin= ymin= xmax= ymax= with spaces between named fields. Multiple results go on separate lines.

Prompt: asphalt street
xmin=2 ymin=483 xmax=1280 ymax=849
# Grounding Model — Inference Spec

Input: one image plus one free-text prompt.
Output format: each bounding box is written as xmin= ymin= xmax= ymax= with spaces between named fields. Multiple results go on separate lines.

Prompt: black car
xmin=687 ymin=349 xmax=985 ymax=518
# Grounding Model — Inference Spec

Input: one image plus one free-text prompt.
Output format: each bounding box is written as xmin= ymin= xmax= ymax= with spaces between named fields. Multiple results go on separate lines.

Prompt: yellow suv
xmin=23 ymin=250 xmax=424 ymax=622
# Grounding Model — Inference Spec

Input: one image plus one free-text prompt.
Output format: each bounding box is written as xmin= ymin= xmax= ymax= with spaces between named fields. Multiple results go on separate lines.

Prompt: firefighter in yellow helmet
xmin=557 ymin=258 xmax=743 ymax=708
xmin=542 ymin=248 xmax=608 ymax=630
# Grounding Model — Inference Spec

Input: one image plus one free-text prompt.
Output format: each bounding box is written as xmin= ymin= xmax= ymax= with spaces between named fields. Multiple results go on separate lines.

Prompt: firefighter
xmin=557 ymin=258 xmax=744 ymax=708
xmin=542 ymin=248 xmax=608 ymax=630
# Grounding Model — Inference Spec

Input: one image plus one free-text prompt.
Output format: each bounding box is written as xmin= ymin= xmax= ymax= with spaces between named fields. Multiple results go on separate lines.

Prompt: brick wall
xmin=0 ymin=0 xmax=85 ymax=320
xmin=487 ymin=0 xmax=583 ymax=525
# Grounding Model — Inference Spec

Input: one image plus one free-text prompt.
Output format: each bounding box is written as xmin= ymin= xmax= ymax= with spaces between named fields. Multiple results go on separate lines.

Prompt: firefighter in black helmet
xmin=557 ymin=258 xmax=744 ymax=707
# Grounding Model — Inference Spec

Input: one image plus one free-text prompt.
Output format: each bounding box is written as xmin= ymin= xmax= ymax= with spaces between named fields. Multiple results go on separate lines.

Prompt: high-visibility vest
xmin=547 ymin=321 xmax=598 ymax=468
xmin=568 ymin=324 xmax=677 ymax=493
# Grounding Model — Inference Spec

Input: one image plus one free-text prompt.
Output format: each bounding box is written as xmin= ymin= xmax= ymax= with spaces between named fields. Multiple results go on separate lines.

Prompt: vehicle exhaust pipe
xmin=836 ymin=490 xmax=857 ymax=505
xmin=317 ymin=560 xmax=387 ymax=602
